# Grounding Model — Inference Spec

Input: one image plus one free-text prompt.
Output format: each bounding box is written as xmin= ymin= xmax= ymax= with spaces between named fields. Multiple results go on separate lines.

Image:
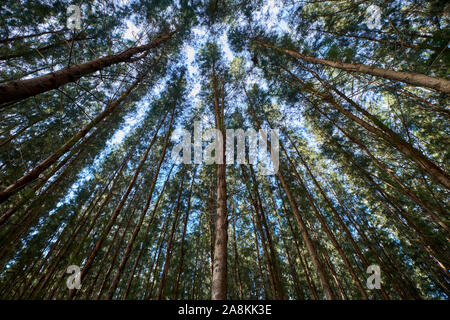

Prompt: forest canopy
xmin=0 ymin=0 xmax=448 ymax=300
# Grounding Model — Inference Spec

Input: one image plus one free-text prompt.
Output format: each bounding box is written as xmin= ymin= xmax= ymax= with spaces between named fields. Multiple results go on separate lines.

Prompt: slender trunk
xmin=278 ymin=192 xmax=319 ymax=300
xmin=211 ymin=65 xmax=228 ymax=300
xmin=280 ymin=141 xmax=369 ymax=299
xmin=106 ymin=111 xmax=174 ymax=299
xmin=244 ymin=86 xmax=335 ymax=299
xmin=275 ymin=212 xmax=304 ymax=300
xmin=123 ymin=163 xmax=176 ymax=300
xmin=95 ymin=205 xmax=137 ymax=299
xmin=231 ymin=204 xmax=244 ymax=299
xmin=84 ymin=202 xmax=135 ymax=299
xmin=189 ymin=225 xmax=201 ymax=299
xmin=252 ymin=216 xmax=270 ymax=299
xmin=245 ymin=174 xmax=278 ymax=299
xmin=147 ymin=207 xmax=175 ymax=299
xmin=251 ymin=167 xmax=286 ymax=299
xmin=143 ymin=213 xmax=170 ymax=299
xmin=321 ymin=250 xmax=347 ymax=300
xmin=244 ymin=166 xmax=285 ymax=299
xmin=156 ymin=170 xmax=186 ymax=300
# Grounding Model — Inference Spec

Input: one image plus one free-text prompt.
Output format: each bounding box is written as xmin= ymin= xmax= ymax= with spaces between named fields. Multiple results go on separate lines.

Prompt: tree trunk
xmin=156 ymin=170 xmax=186 ymax=300
xmin=211 ymin=66 xmax=228 ymax=300
xmin=173 ymin=167 xmax=197 ymax=299
xmin=254 ymin=40 xmax=450 ymax=93
xmin=105 ymin=110 xmax=174 ymax=299
xmin=231 ymin=204 xmax=244 ymax=299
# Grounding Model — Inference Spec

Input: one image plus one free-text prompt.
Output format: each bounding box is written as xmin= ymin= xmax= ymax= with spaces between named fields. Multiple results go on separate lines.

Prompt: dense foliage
xmin=0 ymin=0 xmax=448 ymax=300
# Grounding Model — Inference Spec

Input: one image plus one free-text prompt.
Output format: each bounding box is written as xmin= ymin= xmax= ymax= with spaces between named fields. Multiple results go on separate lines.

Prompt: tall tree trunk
xmin=280 ymin=142 xmax=369 ymax=299
xmin=245 ymin=166 xmax=286 ymax=299
xmin=143 ymin=213 xmax=170 ymax=299
xmin=254 ymin=40 xmax=450 ymax=93
xmin=0 ymin=30 xmax=175 ymax=104
xmin=252 ymin=216 xmax=270 ymax=299
xmin=274 ymin=211 xmax=304 ymax=300
xmin=231 ymin=203 xmax=244 ymax=300
xmin=123 ymin=163 xmax=176 ymax=300
xmin=280 ymin=199 xmax=319 ymax=300
xmin=0 ymin=71 xmax=150 ymax=205
xmin=95 ymin=204 xmax=138 ymax=299
xmin=244 ymin=85 xmax=335 ymax=300
xmin=156 ymin=170 xmax=186 ymax=300
xmin=84 ymin=201 xmax=136 ymax=299
xmin=244 ymin=170 xmax=278 ymax=299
